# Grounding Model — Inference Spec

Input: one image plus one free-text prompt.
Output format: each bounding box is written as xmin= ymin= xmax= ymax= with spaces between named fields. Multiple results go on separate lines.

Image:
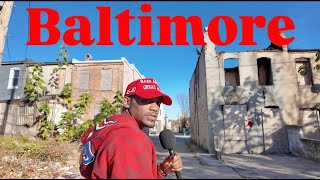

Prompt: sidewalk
xmin=184 ymin=138 xmax=320 ymax=179
xmin=221 ymin=153 xmax=320 ymax=179
xmin=152 ymin=134 xmax=242 ymax=179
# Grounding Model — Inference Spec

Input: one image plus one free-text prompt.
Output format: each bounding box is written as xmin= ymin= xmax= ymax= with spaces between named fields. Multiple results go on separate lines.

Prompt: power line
xmin=24 ymin=1 xmax=31 ymax=60
xmin=5 ymin=36 xmax=10 ymax=62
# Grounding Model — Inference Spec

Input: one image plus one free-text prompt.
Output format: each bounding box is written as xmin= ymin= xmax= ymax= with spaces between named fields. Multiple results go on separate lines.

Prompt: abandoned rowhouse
xmin=0 ymin=56 xmax=167 ymax=136
xmin=190 ymin=31 xmax=320 ymax=160
xmin=0 ymin=59 xmax=72 ymax=135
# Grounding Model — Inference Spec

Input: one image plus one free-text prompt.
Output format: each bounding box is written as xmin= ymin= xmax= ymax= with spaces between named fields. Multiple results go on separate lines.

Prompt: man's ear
xmin=123 ymin=96 xmax=131 ymax=108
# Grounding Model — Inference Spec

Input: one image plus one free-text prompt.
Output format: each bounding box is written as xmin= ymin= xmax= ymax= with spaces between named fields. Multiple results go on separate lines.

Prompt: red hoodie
xmin=79 ymin=114 xmax=165 ymax=179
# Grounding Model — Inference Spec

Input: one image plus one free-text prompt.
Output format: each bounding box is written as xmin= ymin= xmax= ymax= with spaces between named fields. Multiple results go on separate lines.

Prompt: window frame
xmin=7 ymin=67 xmax=20 ymax=89
xmin=224 ymin=58 xmax=240 ymax=86
xmin=78 ymin=70 xmax=89 ymax=90
xmin=100 ymin=69 xmax=113 ymax=91
xmin=295 ymin=58 xmax=314 ymax=86
xmin=257 ymin=57 xmax=274 ymax=86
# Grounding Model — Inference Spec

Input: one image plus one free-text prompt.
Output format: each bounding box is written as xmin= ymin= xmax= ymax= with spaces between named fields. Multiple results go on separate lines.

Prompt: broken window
xmin=295 ymin=58 xmax=313 ymax=86
xmin=257 ymin=57 xmax=273 ymax=85
xmin=224 ymin=58 xmax=240 ymax=86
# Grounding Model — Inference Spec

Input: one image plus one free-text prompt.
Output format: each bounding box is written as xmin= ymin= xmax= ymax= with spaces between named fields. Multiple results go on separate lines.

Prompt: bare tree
xmin=176 ymin=93 xmax=190 ymax=129
xmin=176 ymin=93 xmax=189 ymax=116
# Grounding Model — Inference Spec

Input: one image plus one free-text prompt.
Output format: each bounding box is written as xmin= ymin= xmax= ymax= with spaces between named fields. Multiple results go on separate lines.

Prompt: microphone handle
xmin=169 ymin=149 xmax=182 ymax=179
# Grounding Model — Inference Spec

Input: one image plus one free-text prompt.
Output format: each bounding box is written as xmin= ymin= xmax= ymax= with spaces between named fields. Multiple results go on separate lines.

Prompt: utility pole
xmin=0 ymin=1 xmax=14 ymax=65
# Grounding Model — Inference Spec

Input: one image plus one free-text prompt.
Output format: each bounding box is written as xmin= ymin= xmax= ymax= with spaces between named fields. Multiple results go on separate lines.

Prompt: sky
xmin=2 ymin=1 xmax=320 ymax=119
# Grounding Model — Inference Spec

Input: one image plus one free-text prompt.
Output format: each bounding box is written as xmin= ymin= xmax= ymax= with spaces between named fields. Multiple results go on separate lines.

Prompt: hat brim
xmin=136 ymin=91 xmax=172 ymax=105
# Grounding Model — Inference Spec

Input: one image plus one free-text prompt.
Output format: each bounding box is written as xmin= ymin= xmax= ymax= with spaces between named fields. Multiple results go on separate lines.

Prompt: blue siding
xmin=0 ymin=64 xmax=27 ymax=101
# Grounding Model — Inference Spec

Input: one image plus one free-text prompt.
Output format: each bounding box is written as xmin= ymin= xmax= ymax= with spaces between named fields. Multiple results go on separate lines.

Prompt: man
xmin=79 ymin=78 xmax=183 ymax=179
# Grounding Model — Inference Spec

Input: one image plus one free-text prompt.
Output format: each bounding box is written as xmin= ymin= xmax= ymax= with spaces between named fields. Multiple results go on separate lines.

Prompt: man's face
xmin=126 ymin=96 xmax=162 ymax=129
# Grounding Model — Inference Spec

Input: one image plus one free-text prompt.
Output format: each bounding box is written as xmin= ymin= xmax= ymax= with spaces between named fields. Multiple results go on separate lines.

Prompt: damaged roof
xmin=247 ymin=42 xmax=320 ymax=53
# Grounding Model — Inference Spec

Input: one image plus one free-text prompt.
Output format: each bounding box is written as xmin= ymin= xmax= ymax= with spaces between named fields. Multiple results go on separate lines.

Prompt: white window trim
xmin=7 ymin=67 xmax=20 ymax=89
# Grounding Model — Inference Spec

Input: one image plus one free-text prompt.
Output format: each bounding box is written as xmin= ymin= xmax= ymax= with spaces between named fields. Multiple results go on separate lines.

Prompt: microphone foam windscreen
xmin=159 ymin=129 xmax=176 ymax=150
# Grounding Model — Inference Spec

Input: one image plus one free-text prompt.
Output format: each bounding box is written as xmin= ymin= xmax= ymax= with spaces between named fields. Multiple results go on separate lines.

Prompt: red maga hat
xmin=125 ymin=78 xmax=172 ymax=105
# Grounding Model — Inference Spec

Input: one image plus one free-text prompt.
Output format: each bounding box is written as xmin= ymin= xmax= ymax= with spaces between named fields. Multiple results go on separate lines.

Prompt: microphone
xmin=159 ymin=129 xmax=182 ymax=179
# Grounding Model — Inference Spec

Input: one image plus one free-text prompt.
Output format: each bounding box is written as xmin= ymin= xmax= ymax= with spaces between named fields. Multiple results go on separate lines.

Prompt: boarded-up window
xmin=101 ymin=69 xmax=113 ymax=91
xmin=58 ymin=68 xmax=66 ymax=90
xmin=295 ymin=59 xmax=313 ymax=86
xmin=79 ymin=71 xmax=89 ymax=90
xmin=263 ymin=108 xmax=289 ymax=153
xmin=299 ymin=109 xmax=320 ymax=139
xmin=17 ymin=106 xmax=35 ymax=126
xmin=223 ymin=105 xmax=247 ymax=140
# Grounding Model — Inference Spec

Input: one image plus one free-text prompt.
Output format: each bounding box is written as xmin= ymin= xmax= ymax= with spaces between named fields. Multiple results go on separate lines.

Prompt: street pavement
xmin=151 ymin=134 xmax=241 ymax=179
xmin=63 ymin=133 xmax=320 ymax=179
xmin=221 ymin=153 xmax=320 ymax=179
xmin=150 ymin=133 xmax=320 ymax=179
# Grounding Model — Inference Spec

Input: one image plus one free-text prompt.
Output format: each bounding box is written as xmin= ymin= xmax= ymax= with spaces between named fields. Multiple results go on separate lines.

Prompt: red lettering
xmin=138 ymin=4 xmax=154 ymax=45
xmin=157 ymin=16 xmax=205 ymax=45
xmin=268 ymin=16 xmax=295 ymax=46
xmin=27 ymin=8 xmax=60 ymax=45
xmin=26 ymin=4 xmax=296 ymax=47
xmin=116 ymin=10 xmax=135 ymax=46
xmin=208 ymin=16 xmax=237 ymax=46
xmin=96 ymin=7 xmax=113 ymax=45
xmin=239 ymin=16 xmax=266 ymax=45
xmin=63 ymin=16 xmax=95 ymax=46
xmin=157 ymin=16 xmax=173 ymax=45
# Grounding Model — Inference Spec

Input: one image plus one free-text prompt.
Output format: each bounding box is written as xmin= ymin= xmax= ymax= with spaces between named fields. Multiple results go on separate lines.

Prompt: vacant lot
xmin=0 ymin=135 xmax=82 ymax=179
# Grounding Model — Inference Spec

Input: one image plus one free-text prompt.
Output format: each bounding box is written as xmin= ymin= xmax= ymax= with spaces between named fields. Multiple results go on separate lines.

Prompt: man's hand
xmin=160 ymin=153 xmax=183 ymax=174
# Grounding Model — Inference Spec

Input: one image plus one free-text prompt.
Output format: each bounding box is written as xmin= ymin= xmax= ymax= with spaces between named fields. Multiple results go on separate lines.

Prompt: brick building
xmin=71 ymin=57 xmax=144 ymax=121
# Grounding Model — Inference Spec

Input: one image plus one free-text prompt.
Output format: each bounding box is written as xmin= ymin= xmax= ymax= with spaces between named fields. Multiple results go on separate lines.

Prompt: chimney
xmin=85 ymin=53 xmax=93 ymax=61
xmin=280 ymin=31 xmax=288 ymax=52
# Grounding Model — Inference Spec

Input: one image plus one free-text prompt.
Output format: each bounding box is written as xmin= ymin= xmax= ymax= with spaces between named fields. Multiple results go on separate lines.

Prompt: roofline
xmin=247 ymin=49 xmax=320 ymax=53
xmin=216 ymin=49 xmax=320 ymax=54
xmin=71 ymin=58 xmax=123 ymax=64
xmin=288 ymin=49 xmax=320 ymax=52
xmin=1 ymin=61 xmax=27 ymax=65
xmin=72 ymin=57 xmax=144 ymax=78
xmin=39 ymin=61 xmax=72 ymax=65
xmin=1 ymin=59 xmax=39 ymax=65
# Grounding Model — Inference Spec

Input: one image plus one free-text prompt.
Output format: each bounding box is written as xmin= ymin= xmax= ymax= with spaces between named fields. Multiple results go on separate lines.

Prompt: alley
xmin=150 ymin=134 xmax=241 ymax=179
